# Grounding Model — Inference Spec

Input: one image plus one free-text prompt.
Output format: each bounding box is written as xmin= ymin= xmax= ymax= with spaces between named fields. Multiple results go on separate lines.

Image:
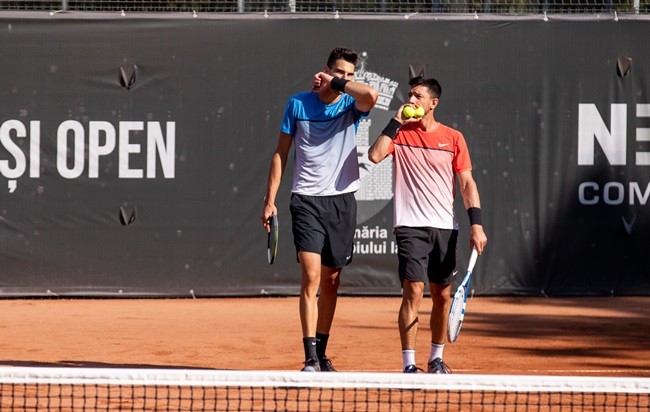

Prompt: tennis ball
xmin=402 ymin=106 xmax=416 ymax=119
xmin=414 ymin=106 xmax=425 ymax=118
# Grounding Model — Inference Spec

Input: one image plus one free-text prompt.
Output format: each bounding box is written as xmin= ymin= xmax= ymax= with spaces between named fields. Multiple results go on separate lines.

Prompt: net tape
xmin=1 ymin=367 xmax=649 ymax=411
xmin=2 ymin=367 xmax=648 ymax=390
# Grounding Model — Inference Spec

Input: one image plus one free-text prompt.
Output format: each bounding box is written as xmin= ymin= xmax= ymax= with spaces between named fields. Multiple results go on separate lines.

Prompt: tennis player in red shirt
xmin=368 ymin=75 xmax=487 ymax=374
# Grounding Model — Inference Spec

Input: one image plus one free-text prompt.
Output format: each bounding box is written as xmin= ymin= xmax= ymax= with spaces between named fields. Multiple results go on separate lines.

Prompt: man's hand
xmin=469 ymin=225 xmax=487 ymax=255
xmin=261 ymin=204 xmax=277 ymax=233
xmin=312 ymin=72 xmax=333 ymax=91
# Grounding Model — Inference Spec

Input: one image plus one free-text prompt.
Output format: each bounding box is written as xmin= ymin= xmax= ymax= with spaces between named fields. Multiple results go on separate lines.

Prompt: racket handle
xmin=467 ymin=247 xmax=479 ymax=272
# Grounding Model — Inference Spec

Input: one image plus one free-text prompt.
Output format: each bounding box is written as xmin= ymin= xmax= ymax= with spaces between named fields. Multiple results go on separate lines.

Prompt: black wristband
xmin=467 ymin=207 xmax=483 ymax=226
xmin=381 ymin=118 xmax=402 ymax=140
xmin=330 ymin=77 xmax=349 ymax=92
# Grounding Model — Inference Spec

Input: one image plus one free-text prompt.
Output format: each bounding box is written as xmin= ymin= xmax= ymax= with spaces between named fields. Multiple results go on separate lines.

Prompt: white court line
xmin=448 ymin=369 xmax=650 ymax=375
xmin=360 ymin=369 xmax=650 ymax=374
xmin=526 ymin=369 xmax=650 ymax=374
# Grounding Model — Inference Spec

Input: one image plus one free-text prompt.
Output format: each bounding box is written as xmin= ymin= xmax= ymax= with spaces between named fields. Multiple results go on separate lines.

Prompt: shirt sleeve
xmin=280 ymin=98 xmax=296 ymax=136
xmin=386 ymin=135 xmax=396 ymax=156
xmin=453 ymin=131 xmax=473 ymax=173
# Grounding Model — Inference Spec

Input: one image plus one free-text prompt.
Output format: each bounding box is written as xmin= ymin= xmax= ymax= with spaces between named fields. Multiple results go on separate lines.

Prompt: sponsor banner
xmin=1 ymin=14 xmax=648 ymax=296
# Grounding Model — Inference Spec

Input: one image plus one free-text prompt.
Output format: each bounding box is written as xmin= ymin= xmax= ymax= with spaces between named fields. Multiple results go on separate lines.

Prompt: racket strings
xmin=448 ymin=287 xmax=467 ymax=341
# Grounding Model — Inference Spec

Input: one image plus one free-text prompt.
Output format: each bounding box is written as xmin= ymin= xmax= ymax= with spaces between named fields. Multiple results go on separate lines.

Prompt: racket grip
xmin=468 ymin=247 xmax=479 ymax=272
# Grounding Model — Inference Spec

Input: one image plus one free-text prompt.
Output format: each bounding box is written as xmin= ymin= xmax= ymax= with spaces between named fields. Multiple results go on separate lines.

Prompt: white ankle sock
xmin=429 ymin=343 xmax=444 ymax=362
xmin=402 ymin=349 xmax=416 ymax=369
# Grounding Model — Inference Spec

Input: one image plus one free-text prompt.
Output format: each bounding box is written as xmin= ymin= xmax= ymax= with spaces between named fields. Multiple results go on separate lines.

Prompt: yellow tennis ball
xmin=414 ymin=106 xmax=425 ymax=118
xmin=402 ymin=106 xmax=415 ymax=119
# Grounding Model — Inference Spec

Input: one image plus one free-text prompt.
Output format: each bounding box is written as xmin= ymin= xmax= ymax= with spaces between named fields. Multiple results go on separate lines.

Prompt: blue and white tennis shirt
xmin=281 ymin=92 xmax=370 ymax=196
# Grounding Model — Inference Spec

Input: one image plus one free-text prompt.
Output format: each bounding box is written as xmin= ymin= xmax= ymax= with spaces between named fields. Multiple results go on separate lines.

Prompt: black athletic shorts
xmin=393 ymin=226 xmax=458 ymax=286
xmin=290 ymin=192 xmax=357 ymax=269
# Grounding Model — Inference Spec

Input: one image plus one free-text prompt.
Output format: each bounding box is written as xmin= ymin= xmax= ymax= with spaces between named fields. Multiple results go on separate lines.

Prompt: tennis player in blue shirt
xmin=261 ymin=47 xmax=378 ymax=372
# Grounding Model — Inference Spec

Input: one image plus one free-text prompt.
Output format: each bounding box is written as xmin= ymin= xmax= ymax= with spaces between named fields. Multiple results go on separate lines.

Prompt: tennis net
xmin=1 ymin=367 xmax=648 ymax=411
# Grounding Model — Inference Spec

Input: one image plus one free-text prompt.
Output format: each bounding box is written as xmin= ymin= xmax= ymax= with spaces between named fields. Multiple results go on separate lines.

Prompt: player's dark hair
xmin=327 ymin=47 xmax=358 ymax=68
xmin=409 ymin=76 xmax=442 ymax=99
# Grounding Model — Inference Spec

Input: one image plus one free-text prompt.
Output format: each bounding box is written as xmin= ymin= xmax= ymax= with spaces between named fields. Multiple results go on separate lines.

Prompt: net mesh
xmin=1 ymin=367 xmax=648 ymax=411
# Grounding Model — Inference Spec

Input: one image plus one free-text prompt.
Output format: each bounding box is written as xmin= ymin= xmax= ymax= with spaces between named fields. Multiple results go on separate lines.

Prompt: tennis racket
xmin=447 ymin=246 xmax=479 ymax=343
xmin=267 ymin=214 xmax=278 ymax=264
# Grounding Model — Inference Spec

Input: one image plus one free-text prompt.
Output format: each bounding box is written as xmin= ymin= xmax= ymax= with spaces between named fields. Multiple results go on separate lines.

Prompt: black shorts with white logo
xmin=290 ymin=192 xmax=357 ymax=269
xmin=393 ymin=226 xmax=458 ymax=286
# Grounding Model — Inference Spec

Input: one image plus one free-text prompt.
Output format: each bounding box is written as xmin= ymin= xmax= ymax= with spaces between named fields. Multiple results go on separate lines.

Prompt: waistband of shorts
xmin=291 ymin=191 xmax=356 ymax=200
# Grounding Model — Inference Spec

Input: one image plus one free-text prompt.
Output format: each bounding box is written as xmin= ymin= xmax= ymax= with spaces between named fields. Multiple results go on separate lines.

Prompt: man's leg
xmin=314 ymin=192 xmax=354 ymax=371
xmin=315 ymin=265 xmax=341 ymax=371
xmin=316 ymin=265 xmax=341 ymax=334
xmin=428 ymin=282 xmax=452 ymax=373
xmin=429 ymin=283 xmax=452 ymax=344
xmin=299 ymin=251 xmax=322 ymax=371
xmin=399 ymin=280 xmax=425 ymax=372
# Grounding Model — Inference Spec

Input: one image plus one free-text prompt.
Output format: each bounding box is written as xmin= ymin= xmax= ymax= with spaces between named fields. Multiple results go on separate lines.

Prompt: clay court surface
xmin=1 ymin=296 xmax=649 ymax=377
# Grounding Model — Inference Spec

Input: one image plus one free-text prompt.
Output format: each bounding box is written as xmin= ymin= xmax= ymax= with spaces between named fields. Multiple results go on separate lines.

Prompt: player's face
xmin=408 ymin=85 xmax=439 ymax=115
xmin=327 ymin=59 xmax=356 ymax=81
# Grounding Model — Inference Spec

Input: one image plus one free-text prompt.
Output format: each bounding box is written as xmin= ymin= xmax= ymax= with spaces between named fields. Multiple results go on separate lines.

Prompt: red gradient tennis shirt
xmin=387 ymin=122 xmax=472 ymax=230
